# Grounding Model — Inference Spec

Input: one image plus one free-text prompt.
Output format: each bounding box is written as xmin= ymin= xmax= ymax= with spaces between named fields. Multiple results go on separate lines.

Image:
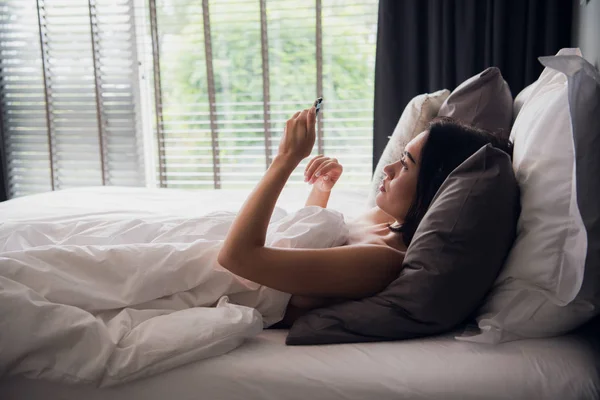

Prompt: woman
xmin=218 ymin=107 xmax=513 ymax=325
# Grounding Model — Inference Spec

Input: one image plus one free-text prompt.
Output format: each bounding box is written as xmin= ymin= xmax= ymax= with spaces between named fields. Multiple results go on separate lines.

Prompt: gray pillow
xmin=438 ymin=67 xmax=512 ymax=138
xmin=286 ymin=145 xmax=519 ymax=345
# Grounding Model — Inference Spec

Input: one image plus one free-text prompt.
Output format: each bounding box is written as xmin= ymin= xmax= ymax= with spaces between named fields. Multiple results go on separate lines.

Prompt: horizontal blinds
xmin=150 ymin=0 xmax=377 ymax=189
xmin=45 ymin=0 xmax=103 ymax=189
xmin=0 ymin=0 xmax=145 ymax=198
xmin=0 ymin=1 xmax=52 ymax=197
xmin=320 ymin=0 xmax=376 ymax=185
xmin=93 ymin=0 xmax=145 ymax=187
xmin=1 ymin=0 xmax=377 ymax=196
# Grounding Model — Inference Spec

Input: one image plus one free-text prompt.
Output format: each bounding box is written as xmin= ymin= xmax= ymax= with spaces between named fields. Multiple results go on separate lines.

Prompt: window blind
xmin=1 ymin=0 xmax=378 ymax=197
xmin=0 ymin=0 xmax=145 ymax=198
xmin=147 ymin=0 xmax=378 ymax=189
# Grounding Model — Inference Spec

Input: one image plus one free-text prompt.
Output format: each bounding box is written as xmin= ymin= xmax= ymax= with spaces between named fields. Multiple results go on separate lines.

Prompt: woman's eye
xmin=400 ymin=159 xmax=408 ymax=170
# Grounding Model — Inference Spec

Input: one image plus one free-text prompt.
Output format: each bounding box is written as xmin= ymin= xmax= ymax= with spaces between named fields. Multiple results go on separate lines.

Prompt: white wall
xmin=573 ymin=0 xmax=600 ymax=68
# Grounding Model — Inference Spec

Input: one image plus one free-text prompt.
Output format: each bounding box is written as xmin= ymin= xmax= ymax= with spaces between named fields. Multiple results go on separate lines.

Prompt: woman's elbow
xmin=217 ymin=248 xmax=234 ymax=270
xmin=217 ymin=247 xmax=254 ymax=274
xmin=218 ymin=246 xmax=265 ymax=280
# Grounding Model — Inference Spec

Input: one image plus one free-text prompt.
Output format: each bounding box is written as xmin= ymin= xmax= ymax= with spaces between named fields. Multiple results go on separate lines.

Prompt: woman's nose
xmin=383 ymin=163 xmax=394 ymax=179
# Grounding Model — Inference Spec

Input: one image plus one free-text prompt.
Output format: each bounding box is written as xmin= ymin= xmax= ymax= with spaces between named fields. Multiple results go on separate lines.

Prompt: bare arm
xmin=305 ymin=185 xmax=330 ymax=208
xmin=220 ymin=154 xmax=295 ymax=252
xmin=220 ymin=243 xmax=403 ymax=298
xmin=218 ymin=107 xmax=402 ymax=298
xmin=219 ymin=107 xmax=315 ymax=267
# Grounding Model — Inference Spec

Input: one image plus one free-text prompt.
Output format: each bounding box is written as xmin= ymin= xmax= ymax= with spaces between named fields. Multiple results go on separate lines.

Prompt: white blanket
xmin=0 ymin=203 xmax=348 ymax=387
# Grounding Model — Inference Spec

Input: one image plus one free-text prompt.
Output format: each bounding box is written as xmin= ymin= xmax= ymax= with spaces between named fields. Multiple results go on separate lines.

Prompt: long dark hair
xmin=390 ymin=117 xmax=513 ymax=246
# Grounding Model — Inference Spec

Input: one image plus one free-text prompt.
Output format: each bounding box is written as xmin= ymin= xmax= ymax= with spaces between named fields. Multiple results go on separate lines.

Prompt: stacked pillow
xmin=438 ymin=67 xmax=513 ymax=137
xmin=367 ymin=66 xmax=513 ymax=206
xmin=288 ymin=50 xmax=600 ymax=345
xmin=459 ymin=48 xmax=600 ymax=343
xmin=287 ymin=68 xmax=518 ymax=345
xmin=287 ymin=145 xmax=519 ymax=344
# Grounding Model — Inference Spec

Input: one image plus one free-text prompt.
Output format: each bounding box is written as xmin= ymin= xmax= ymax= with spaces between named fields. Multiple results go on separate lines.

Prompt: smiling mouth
xmin=379 ymin=184 xmax=386 ymax=192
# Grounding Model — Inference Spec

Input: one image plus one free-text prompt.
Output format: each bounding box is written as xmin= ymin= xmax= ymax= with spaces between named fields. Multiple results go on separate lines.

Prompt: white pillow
xmin=512 ymin=81 xmax=538 ymax=122
xmin=458 ymin=48 xmax=592 ymax=344
xmin=367 ymin=89 xmax=449 ymax=207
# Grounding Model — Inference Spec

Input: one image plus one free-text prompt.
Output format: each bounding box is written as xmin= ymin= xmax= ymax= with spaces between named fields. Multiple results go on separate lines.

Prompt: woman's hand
xmin=277 ymin=107 xmax=316 ymax=164
xmin=304 ymin=155 xmax=343 ymax=192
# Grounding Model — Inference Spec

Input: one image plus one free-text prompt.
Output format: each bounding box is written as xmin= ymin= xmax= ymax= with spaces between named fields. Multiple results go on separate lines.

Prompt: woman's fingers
xmin=277 ymin=107 xmax=318 ymax=162
xmin=279 ymin=108 xmax=316 ymax=163
xmin=303 ymin=155 xmax=343 ymax=184
xmin=304 ymin=155 xmax=321 ymax=175
xmin=307 ymin=106 xmax=316 ymax=132
xmin=311 ymin=161 xmax=343 ymax=183
xmin=306 ymin=108 xmax=317 ymax=149
xmin=296 ymin=108 xmax=309 ymax=121
xmin=305 ymin=155 xmax=326 ymax=181
xmin=312 ymin=161 xmax=335 ymax=180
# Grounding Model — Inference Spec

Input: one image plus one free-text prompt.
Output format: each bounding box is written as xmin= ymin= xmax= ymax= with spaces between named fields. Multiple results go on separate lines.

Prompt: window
xmin=0 ymin=0 xmax=378 ymax=198
xmin=0 ymin=0 xmax=145 ymax=197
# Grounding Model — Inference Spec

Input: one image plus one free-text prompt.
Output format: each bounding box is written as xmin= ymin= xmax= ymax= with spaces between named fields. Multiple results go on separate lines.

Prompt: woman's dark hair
xmin=390 ymin=116 xmax=513 ymax=246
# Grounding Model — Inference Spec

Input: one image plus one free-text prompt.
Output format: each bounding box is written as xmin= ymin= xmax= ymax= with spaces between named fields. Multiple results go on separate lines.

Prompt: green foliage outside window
xmin=156 ymin=0 xmax=377 ymax=189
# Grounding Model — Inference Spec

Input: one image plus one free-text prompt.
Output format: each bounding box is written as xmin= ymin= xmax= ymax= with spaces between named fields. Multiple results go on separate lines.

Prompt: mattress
xmin=1 ymin=187 xmax=599 ymax=399
xmin=2 ymin=323 xmax=599 ymax=400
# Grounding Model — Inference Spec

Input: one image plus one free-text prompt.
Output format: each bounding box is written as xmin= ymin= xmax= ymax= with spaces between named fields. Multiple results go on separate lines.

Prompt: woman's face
xmin=376 ymin=130 xmax=428 ymax=223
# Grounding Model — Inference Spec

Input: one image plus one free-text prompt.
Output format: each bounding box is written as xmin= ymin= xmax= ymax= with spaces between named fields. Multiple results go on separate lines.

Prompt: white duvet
xmin=0 ymin=195 xmax=349 ymax=387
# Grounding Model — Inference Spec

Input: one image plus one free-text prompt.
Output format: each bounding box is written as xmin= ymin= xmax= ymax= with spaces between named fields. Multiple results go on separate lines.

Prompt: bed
xmin=2 ymin=324 xmax=600 ymax=400
xmin=1 ymin=187 xmax=599 ymax=400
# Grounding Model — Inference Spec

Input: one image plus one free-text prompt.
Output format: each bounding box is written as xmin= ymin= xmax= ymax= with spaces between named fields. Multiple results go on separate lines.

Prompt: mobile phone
xmin=314 ymin=97 xmax=323 ymax=116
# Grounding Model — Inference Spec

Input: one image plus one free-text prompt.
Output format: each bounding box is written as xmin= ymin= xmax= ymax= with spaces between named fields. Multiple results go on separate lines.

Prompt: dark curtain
xmin=373 ymin=0 xmax=573 ymax=171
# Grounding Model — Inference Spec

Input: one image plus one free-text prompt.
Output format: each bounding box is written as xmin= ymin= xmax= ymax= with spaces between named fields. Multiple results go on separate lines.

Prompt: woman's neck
xmin=364 ymin=206 xmax=399 ymax=225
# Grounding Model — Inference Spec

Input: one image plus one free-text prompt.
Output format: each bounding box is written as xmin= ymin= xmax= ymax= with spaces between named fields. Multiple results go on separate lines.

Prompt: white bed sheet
xmin=0 ymin=186 xmax=371 ymax=223
xmin=2 ymin=324 xmax=599 ymax=400
xmin=1 ymin=187 xmax=599 ymax=399
xmin=0 ymin=186 xmax=367 ymax=386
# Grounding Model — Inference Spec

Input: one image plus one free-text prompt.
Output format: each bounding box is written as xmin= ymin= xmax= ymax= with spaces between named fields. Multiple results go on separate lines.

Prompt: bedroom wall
xmin=573 ymin=0 xmax=600 ymax=68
